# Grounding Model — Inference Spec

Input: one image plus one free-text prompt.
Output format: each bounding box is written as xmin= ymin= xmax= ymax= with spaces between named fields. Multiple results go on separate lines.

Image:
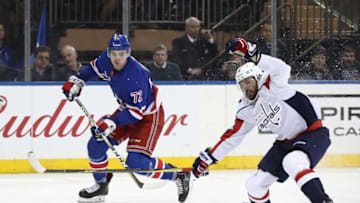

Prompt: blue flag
xmin=31 ymin=4 xmax=46 ymax=63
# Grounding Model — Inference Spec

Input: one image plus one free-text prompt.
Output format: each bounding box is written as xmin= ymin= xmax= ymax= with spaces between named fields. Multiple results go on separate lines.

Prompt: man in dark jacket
xmin=256 ymin=22 xmax=288 ymax=62
xmin=146 ymin=44 xmax=183 ymax=81
xmin=334 ymin=46 xmax=360 ymax=80
xmin=172 ymin=17 xmax=218 ymax=80
xmin=295 ymin=46 xmax=334 ymax=80
xmin=31 ymin=46 xmax=54 ymax=81
xmin=55 ymin=45 xmax=83 ymax=81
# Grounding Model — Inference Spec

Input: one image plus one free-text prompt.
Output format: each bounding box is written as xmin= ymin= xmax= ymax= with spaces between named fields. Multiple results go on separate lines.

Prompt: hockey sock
xmin=149 ymin=157 xmax=177 ymax=180
xmin=126 ymin=152 xmax=176 ymax=180
xmin=89 ymin=156 xmax=109 ymax=182
xmin=93 ymin=172 xmax=107 ymax=183
xmin=87 ymin=136 xmax=113 ymax=183
xmin=248 ymin=190 xmax=271 ymax=203
xmin=300 ymin=177 xmax=330 ymax=202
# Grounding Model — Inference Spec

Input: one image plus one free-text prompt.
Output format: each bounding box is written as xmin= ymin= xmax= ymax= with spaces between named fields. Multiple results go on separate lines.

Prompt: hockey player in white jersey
xmin=192 ymin=37 xmax=333 ymax=203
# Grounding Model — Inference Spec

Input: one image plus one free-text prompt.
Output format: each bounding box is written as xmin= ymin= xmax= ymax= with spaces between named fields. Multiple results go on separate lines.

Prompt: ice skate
xmin=175 ymin=171 xmax=192 ymax=202
xmin=78 ymin=173 xmax=113 ymax=203
xmin=324 ymin=198 xmax=334 ymax=203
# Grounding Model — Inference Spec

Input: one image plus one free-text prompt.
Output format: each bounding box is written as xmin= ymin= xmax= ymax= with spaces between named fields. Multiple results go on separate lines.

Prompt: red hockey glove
xmin=192 ymin=148 xmax=217 ymax=178
xmin=225 ymin=37 xmax=261 ymax=64
xmin=91 ymin=118 xmax=117 ymax=142
xmin=62 ymin=75 xmax=85 ymax=102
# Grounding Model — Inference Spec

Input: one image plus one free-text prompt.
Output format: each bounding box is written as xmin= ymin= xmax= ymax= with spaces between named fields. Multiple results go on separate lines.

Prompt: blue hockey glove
xmin=225 ymin=37 xmax=261 ymax=64
xmin=91 ymin=118 xmax=116 ymax=141
xmin=62 ymin=75 xmax=85 ymax=101
xmin=192 ymin=148 xmax=217 ymax=178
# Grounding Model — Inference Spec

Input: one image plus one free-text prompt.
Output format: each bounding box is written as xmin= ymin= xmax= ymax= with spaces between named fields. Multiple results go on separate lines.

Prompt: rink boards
xmin=0 ymin=81 xmax=359 ymax=173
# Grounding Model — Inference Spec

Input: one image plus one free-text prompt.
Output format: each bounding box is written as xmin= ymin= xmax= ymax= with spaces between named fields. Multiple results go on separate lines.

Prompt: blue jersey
xmin=0 ymin=45 xmax=13 ymax=68
xmin=78 ymin=50 xmax=161 ymax=126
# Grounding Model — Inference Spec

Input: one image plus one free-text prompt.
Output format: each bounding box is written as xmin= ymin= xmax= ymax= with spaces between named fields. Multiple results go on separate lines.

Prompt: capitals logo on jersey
xmin=256 ymin=103 xmax=281 ymax=131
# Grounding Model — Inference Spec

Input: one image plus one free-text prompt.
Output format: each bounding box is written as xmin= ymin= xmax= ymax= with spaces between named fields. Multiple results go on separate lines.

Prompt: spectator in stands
xmin=256 ymin=21 xmax=288 ymax=62
xmin=0 ymin=23 xmax=14 ymax=69
xmin=296 ymin=46 xmax=333 ymax=80
xmin=334 ymin=46 xmax=360 ymax=80
xmin=172 ymin=16 xmax=218 ymax=80
xmin=31 ymin=46 xmax=54 ymax=81
xmin=55 ymin=45 xmax=83 ymax=81
xmin=0 ymin=23 xmax=19 ymax=81
xmin=145 ymin=44 xmax=183 ymax=81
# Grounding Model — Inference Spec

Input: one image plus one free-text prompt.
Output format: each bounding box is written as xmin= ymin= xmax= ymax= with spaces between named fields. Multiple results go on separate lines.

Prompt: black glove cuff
xmin=205 ymin=148 xmax=218 ymax=164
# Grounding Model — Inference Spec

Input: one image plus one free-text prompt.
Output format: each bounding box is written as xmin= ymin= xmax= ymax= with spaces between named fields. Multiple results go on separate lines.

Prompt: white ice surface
xmin=1 ymin=168 xmax=359 ymax=203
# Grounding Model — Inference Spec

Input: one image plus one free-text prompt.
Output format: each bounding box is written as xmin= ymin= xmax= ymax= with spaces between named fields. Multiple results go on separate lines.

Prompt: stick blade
xmin=27 ymin=151 xmax=46 ymax=173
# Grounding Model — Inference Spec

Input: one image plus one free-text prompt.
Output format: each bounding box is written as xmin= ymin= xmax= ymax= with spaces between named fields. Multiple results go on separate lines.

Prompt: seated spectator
xmin=172 ymin=16 xmax=218 ymax=80
xmin=296 ymin=46 xmax=333 ymax=80
xmin=31 ymin=46 xmax=54 ymax=81
xmin=0 ymin=23 xmax=14 ymax=69
xmin=55 ymin=45 xmax=83 ymax=81
xmin=0 ymin=23 xmax=21 ymax=81
xmin=145 ymin=44 xmax=183 ymax=81
xmin=256 ymin=21 xmax=288 ymax=62
xmin=334 ymin=46 xmax=360 ymax=80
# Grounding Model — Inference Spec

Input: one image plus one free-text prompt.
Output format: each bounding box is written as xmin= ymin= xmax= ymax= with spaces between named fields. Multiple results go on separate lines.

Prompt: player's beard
xmin=246 ymin=89 xmax=257 ymax=100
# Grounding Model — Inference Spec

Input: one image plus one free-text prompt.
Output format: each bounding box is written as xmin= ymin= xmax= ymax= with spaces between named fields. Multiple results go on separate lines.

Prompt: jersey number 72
xmin=130 ymin=90 xmax=143 ymax=104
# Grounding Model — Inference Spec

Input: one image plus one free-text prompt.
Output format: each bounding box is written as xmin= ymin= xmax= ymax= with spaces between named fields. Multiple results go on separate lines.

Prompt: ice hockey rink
xmin=1 ymin=168 xmax=359 ymax=203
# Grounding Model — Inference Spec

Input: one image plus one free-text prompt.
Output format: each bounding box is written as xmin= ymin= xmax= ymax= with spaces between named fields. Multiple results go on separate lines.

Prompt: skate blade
xmin=77 ymin=195 xmax=105 ymax=203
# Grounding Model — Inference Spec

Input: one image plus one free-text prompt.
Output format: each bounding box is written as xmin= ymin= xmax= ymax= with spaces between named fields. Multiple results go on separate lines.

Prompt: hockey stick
xmin=27 ymin=152 xmax=191 ymax=174
xmin=72 ymin=98 xmax=146 ymax=189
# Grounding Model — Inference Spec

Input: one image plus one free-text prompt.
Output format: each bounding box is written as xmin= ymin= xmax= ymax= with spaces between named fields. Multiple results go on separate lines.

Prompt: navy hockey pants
xmin=258 ymin=127 xmax=331 ymax=182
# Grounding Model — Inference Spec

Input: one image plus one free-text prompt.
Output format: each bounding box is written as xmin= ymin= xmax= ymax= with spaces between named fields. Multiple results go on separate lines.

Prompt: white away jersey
xmin=211 ymin=54 xmax=322 ymax=161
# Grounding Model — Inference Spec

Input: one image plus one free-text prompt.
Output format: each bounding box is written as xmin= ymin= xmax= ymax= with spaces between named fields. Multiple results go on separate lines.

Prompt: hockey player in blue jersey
xmin=192 ymin=37 xmax=333 ymax=203
xmin=62 ymin=33 xmax=191 ymax=203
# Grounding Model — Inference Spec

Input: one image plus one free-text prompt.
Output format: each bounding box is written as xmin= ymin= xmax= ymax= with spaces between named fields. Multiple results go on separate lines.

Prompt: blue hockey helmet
xmin=108 ymin=33 xmax=131 ymax=51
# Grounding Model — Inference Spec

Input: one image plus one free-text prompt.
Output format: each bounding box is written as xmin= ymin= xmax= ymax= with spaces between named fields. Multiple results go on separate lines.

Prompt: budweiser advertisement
xmin=0 ymin=85 xmax=206 ymax=160
xmin=0 ymin=83 xmax=359 ymax=161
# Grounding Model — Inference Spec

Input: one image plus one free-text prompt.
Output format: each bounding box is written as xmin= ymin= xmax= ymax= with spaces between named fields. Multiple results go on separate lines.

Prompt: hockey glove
xmin=62 ymin=75 xmax=85 ymax=102
xmin=225 ymin=37 xmax=261 ymax=64
xmin=192 ymin=148 xmax=217 ymax=178
xmin=91 ymin=118 xmax=117 ymax=141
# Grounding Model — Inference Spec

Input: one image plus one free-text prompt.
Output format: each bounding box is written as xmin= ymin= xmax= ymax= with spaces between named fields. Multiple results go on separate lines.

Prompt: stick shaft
xmin=74 ymin=98 xmax=144 ymax=188
xmin=43 ymin=168 xmax=193 ymax=174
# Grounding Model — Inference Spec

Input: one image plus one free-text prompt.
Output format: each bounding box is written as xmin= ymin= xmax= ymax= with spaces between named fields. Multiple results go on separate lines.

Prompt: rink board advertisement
xmin=0 ymin=82 xmax=359 ymax=172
